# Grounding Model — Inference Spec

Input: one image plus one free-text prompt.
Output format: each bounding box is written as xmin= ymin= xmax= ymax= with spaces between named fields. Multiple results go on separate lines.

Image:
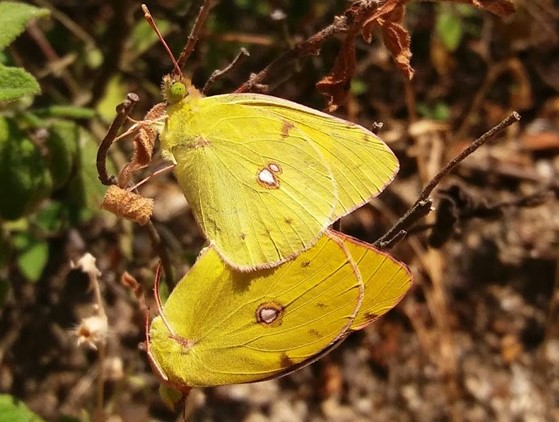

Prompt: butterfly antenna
xmin=141 ymin=4 xmax=182 ymax=77
xmin=153 ymin=263 xmax=176 ymax=336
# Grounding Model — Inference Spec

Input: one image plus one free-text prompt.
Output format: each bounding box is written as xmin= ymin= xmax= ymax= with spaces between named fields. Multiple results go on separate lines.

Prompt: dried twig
xmin=202 ymin=48 xmax=250 ymax=94
xmin=235 ymin=15 xmax=350 ymax=93
xmin=96 ymin=93 xmax=139 ymax=186
xmin=176 ymin=0 xmax=213 ymax=71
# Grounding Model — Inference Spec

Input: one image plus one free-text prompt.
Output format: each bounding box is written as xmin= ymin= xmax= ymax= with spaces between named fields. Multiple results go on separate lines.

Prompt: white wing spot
xmin=260 ymin=308 xmax=279 ymax=324
xmin=269 ymin=163 xmax=280 ymax=173
xmin=257 ymin=168 xmax=279 ymax=189
xmin=256 ymin=302 xmax=284 ymax=326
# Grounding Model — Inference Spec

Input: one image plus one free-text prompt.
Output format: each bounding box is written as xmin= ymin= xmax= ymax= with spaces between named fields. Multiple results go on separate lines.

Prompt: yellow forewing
xmin=160 ymin=93 xmax=398 ymax=270
xmin=223 ymin=95 xmax=399 ymax=218
xmin=148 ymin=234 xmax=363 ymax=388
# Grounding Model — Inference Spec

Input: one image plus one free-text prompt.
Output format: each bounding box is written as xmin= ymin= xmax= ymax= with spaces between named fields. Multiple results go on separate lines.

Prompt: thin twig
xmin=202 ymin=48 xmax=250 ymax=94
xmin=235 ymin=15 xmax=350 ymax=93
xmin=145 ymin=221 xmax=175 ymax=289
xmin=176 ymin=0 xmax=213 ymax=71
xmin=374 ymin=199 xmax=432 ymax=249
xmin=420 ymin=112 xmax=520 ymax=202
xmin=376 ymin=112 xmax=521 ymax=248
xmin=96 ymin=93 xmax=139 ymax=185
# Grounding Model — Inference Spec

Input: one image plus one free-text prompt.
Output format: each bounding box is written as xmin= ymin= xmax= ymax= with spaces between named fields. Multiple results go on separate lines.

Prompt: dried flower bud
xmin=75 ymin=314 xmax=108 ymax=350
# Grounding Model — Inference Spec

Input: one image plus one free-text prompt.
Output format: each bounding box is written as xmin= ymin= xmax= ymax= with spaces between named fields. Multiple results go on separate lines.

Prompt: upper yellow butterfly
xmin=154 ymin=74 xmax=399 ymax=271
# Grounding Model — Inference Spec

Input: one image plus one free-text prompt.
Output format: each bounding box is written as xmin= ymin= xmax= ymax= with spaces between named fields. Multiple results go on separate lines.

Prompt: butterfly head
xmin=162 ymin=74 xmax=202 ymax=106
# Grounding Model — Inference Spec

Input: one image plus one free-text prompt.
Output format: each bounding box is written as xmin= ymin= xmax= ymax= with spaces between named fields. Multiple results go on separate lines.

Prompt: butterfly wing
xmin=329 ymin=231 xmax=412 ymax=330
xmin=214 ymin=94 xmax=400 ymax=218
xmin=148 ymin=234 xmax=363 ymax=388
xmin=162 ymin=97 xmax=337 ymax=271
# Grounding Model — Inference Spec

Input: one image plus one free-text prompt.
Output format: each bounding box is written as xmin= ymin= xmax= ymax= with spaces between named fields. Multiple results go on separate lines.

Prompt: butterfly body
xmin=159 ymin=82 xmax=399 ymax=271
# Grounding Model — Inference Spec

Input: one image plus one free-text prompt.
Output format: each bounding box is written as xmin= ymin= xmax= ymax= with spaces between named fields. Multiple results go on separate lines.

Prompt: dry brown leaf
xmin=316 ymin=0 xmax=411 ymax=110
xmin=315 ymin=26 xmax=358 ymax=112
xmin=379 ymin=7 xmax=414 ymax=80
xmin=101 ymin=185 xmax=154 ymax=225
xmin=361 ymin=1 xmax=414 ymax=80
xmin=316 ymin=0 xmax=514 ymax=110
xmin=117 ymin=102 xmax=165 ymax=187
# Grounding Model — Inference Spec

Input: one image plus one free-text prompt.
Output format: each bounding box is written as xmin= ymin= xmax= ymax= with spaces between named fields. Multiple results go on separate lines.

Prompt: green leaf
xmin=436 ymin=11 xmax=463 ymax=52
xmin=58 ymin=128 xmax=108 ymax=223
xmin=33 ymin=106 xmax=96 ymax=120
xmin=96 ymin=76 xmax=127 ymax=122
xmin=0 ymin=394 xmax=45 ymax=422
xmin=45 ymin=120 xmax=79 ymax=190
xmin=34 ymin=202 xmax=65 ymax=233
xmin=0 ymin=65 xmax=41 ymax=102
xmin=350 ymin=79 xmax=368 ymax=96
xmin=129 ymin=18 xmax=171 ymax=59
xmin=417 ymin=101 xmax=450 ymax=121
xmin=0 ymin=2 xmax=49 ymax=51
xmin=13 ymin=232 xmax=49 ymax=283
xmin=0 ymin=117 xmax=52 ymax=220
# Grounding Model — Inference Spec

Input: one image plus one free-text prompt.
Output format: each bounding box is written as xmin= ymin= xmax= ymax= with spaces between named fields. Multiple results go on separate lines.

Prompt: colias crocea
xmin=147 ymin=230 xmax=411 ymax=389
xmin=155 ymin=76 xmax=399 ymax=271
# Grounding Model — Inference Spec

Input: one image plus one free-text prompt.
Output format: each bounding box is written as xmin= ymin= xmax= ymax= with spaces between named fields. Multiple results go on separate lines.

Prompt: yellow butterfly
xmin=147 ymin=230 xmax=411 ymax=389
xmin=155 ymin=75 xmax=399 ymax=271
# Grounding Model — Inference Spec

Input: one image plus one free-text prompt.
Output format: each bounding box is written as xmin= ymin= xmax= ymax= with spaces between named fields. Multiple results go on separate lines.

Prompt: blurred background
xmin=1 ymin=0 xmax=559 ymax=420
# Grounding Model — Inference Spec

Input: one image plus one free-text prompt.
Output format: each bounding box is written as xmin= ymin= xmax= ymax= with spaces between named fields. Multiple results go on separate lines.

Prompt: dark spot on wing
xmin=280 ymin=352 xmax=295 ymax=369
xmin=363 ymin=312 xmax=379 ymax=322
xmin=301 ymin=261 xmax=311 ymax=268
xmin=281 ymin=120 xmax=295 ymax=138
xmin=308 ymin=328 xmax=321 ymax=338
xmin=284 ymin=218 xmax=293 ymax=225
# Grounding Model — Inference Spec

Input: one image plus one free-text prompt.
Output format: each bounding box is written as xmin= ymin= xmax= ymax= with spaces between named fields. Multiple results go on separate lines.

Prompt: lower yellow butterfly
xmin=147 ymin=230 xmax=411 ymax=389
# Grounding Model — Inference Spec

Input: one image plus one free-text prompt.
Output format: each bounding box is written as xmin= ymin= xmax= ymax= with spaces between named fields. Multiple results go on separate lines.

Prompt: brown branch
xmin=96 ymin=93 xmax=139 ymax=186
xmin=176 ymin=0 xmax=213 ymax=71
xmin=420 ymin=112 xmax=520 ymax=202
xmin=202 ymin=48 xmax=250 ymax=94
xmin=235 ymin=15 xmax=350 ymax=93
